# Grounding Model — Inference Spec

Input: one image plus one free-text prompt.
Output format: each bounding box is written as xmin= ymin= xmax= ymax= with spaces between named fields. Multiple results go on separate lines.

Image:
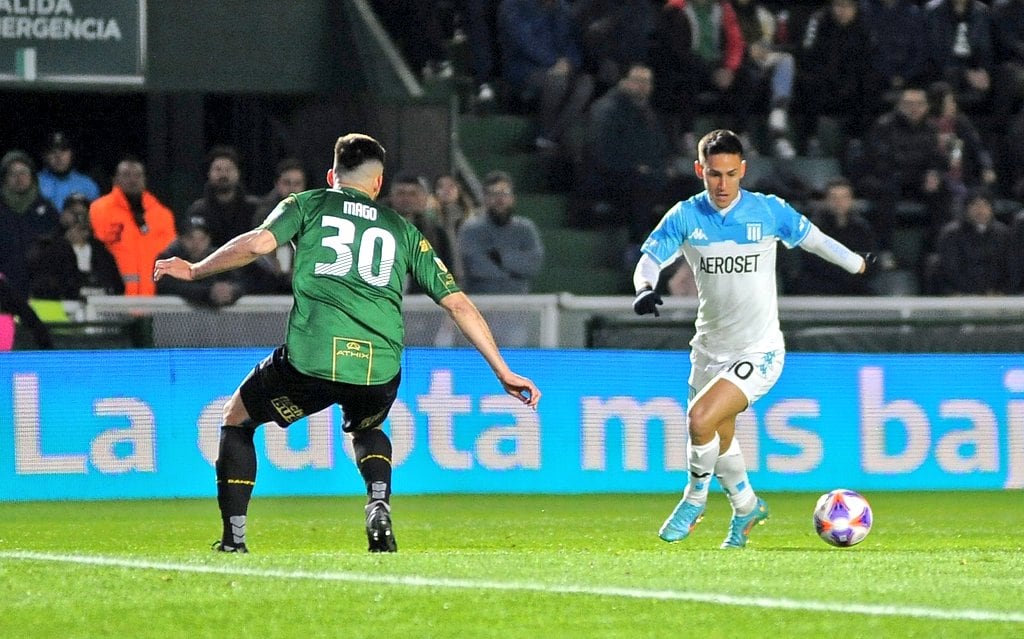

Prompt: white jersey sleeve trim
xmin=633 ymin=252 xmax=664 ymax=292
xmin=798 ymin=223 xmax=865 ymax=274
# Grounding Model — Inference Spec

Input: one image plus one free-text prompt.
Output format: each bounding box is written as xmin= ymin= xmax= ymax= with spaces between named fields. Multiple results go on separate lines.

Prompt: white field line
xmin=2 ymin=550 xmax=1023 ymax=624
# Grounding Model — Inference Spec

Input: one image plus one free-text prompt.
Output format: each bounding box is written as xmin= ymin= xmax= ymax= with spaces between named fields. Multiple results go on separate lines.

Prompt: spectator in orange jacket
xmin=89 ymin=157 xmax=177 ymax=295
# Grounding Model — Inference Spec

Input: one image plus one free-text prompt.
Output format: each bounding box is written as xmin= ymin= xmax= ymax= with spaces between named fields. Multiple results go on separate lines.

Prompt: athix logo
xmin=689 ymin=228 xmax=708 ymax=241
xmin=746 ymin=223 xmax=763 ymax=242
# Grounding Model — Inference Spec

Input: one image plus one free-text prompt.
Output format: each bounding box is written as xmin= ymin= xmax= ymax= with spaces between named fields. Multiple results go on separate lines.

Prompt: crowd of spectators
xmin=5 ymin=0 xmax=1024 ymax=351
xmin=427 ymin=0 xmax=1024 ymax=297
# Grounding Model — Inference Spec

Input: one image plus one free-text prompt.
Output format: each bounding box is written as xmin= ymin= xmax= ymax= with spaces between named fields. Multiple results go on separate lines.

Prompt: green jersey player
xmin=154 ymin=133 xmax=541 ymax=553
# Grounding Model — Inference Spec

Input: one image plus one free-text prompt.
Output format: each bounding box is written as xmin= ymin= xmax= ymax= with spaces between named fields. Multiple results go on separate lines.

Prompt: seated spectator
xmin=647 ymin=0 xmax=751 ymax=155
xmin=575 ymin=64 xmax=699 ymax=246
xmin=89 ymin=157 xmax=177 ymax=296
xmin=252 ymin=157 xmax=308 ymax=281
xmin=730 ymin=0 xmax=798 ymax=158
xmin=0 ymin=149 xmax=61 ymax=299
xmin=28 ymin=192 xmax=124 ymax=299
xmin=36 ymin=131 xmax=101 ymax=211
xmin=433 ymin=174 xmax=476 ymax=282
xmin=0 ymin=272 xmax=53 ymax=350
xmin=926 ymin=80 xmax=998 ymax=214
xmin=387 ymin=173 xmax=454 ymax=293
xmin=498 ymin=0 xmax=595 ymax=151
xmin=929 ymin=188 xmax=1012 ymax=295
xmin=922 ymin=0 xmax=994 ymax=112
xmin=458 ymin=170 xmax=543 ymax=294
xmin=155 ymin=217 xmax=245 ymax=307
xmin=850 ymin=87 xmax=949 ymax=266
xmin=991 ymin=0 xmax=1024 ymax=134
xmin=185 ymin=145 xmax=258 ymax=248
xmin=860 ymin=0 xmax=928 ymax=107
xmin=571 ymin=0 xmax=655 ymax=90
xmin=792 ymin=0 xmax=875 ymax=149
xmin=793 ymin=177 xmax=879 ymax=295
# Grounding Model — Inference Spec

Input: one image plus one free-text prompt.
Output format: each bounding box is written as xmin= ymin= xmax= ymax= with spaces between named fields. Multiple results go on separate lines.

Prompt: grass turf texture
xmin=1 ymin=492 xmax=1022 ymax=638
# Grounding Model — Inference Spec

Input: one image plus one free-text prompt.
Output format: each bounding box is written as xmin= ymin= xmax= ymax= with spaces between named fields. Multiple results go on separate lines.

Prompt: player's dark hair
xmin=698 ymin=129 xmax=744 ymax=163
xmin=335 ymin=134 xmax=386 ymax=172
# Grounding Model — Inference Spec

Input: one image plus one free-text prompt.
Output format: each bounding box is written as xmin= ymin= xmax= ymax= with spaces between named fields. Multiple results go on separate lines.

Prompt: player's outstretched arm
xmin=799 ymin=225 xmax=867 ymax=275
xmin=439 ymin=292 xmax=541 ymax=408
xmin=154 ymin=229 xmax=278 ymax=282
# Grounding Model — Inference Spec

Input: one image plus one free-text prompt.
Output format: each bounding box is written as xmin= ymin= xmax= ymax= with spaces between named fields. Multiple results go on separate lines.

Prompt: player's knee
xmin=686 ymin=404 xmax=717 ymax=441
xmin=222 ymin=393 xmax=251 ymax=426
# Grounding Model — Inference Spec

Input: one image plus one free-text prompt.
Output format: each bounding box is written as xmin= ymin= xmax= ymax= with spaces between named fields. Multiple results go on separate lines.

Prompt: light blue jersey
xmin=641 ymin=189 xmax=811 ymax=360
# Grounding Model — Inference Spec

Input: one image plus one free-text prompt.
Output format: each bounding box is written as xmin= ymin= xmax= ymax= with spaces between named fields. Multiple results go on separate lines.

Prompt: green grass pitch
xmin=1 ymin=491 xmax=1022 ymax=638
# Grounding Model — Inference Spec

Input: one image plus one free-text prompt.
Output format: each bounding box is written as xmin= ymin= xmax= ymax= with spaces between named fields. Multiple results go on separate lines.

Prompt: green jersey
xmin=261 ymin=186 xmax=460 ymax=384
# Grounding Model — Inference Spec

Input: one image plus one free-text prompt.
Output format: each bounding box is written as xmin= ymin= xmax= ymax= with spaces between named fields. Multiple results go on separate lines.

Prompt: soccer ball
xmin=813 ymin=489 xmax=872 ymax=547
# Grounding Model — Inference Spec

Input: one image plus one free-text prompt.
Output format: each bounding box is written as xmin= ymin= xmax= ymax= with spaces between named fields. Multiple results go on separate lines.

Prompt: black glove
xmin=633 ymin=286 xmax=663 ymax=317
xmin=858 ymin=252 xmax=877 ymax=272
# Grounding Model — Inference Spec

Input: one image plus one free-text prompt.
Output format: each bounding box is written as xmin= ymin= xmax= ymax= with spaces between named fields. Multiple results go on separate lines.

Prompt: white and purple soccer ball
xmin=813 ymin=489 xmax=873 ymax=547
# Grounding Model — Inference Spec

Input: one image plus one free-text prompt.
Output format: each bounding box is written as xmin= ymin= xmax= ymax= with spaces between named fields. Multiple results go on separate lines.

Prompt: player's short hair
xmin=697 ymin=129 xmax=744 ymax=163
xmin=334 ymin=134 xmax=386 ymax=173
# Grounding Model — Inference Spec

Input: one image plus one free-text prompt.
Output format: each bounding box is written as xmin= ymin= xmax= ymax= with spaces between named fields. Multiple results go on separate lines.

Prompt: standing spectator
xmin=36 ymin=131 xmax=101 ymax=211
xmin=432 ymin=174 xmax=475 ymax=283
xmin=252 ymin=157 xmax=308 ymax=281
xmin=793 ymin=177 xmax=879 ymax=295
xmin=387 ymin=173 xmax=454 ymax=292
xmin=860 ymin=0 xmax=928 ymax=106
xmin=185 ymin=146 xmax=258 ymax=248
xmin=577 ymin=64 xmax=696 ymax=247
xmin=89 ymin=157 xmax=177 ymax=296
xmin=930 ymin=188 xmax=1012 ymax=295
xmin=252 ymin=157 xmax=308 ymax=227
xmin=155 ymin=218 xmax=244 ymax=307
xmin=852 ymin=87 xmax=949 ymax=265
xmin=991 ymin=0 xmax=1024 ymax=151
xmin=922 ymin=0 xmax=995 ymax=112
xmin=28 ymin=192 xmax=123 ymax=299
xmin=730 ymin=0 xmax=798 ymax=158
xmin=647 ymin=0 xmax=751 ymax=155
xmin=926 ymin=80 xmax=998 ymax=215
xmin=458 ymin=170 xmax=543 ymax=294
xmin=792 ymin=0 xmax=875 ymax=148
xmin=0 ymin=150 xmax=60 ymax=298
xmin=497 ymin=0 xmax=595 ymax=150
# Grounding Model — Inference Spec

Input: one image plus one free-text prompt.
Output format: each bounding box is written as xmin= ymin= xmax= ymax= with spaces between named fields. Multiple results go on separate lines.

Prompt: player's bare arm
xmin=154 ymin=228 xmax=278 ymax=282
xmin=439 ymin=291 xmax=541 ymax=408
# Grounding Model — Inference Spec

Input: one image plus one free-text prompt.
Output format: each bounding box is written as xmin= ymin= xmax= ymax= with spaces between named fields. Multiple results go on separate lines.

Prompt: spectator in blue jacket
xmin=498 ymin=0 xmax=594 ymax=151
xmin=37 ymin=131 xmax=101 ymax=211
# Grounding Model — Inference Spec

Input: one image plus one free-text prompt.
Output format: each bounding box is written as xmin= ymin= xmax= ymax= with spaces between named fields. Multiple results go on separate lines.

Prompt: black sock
xmin=216 ymin=425 xmax=257 ymax=546
xmin=352 ymin=428 xmax=392 ymax=508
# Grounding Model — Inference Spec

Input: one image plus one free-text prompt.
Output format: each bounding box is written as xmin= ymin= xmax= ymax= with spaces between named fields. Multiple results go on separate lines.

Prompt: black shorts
xmin=239 ymin=345 xmax=400 ymax=432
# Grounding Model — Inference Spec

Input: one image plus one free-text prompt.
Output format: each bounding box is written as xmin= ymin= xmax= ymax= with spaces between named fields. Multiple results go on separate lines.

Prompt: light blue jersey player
xmin=632 ymin=130 xmax=869 ymax=549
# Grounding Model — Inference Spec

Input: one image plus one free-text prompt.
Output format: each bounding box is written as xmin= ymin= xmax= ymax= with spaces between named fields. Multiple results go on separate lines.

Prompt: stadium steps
xmin=457 ymin=112 xmax=627 ymax=295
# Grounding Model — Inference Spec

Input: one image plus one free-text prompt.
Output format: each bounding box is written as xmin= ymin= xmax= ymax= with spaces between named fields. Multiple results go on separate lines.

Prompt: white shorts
xmin=688 ymin=348 xmax=785 ymax=407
